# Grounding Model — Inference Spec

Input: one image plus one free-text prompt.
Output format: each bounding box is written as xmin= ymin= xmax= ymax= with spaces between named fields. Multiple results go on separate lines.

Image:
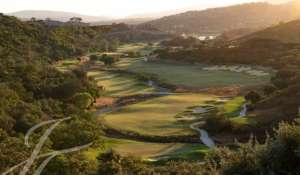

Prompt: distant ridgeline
xmin=0 ymin=13 xmax=169 ymax=63
xmin=0 ymin=13 xmax=117 ymax=62
xmin=140 ymin=0 xmax=300 ymax=35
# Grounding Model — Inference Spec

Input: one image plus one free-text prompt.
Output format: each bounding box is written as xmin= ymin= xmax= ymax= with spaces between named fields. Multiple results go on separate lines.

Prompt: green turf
xmin=116 ymin=58 xmax=271 ymax=88
xmin=221 ymin=96 xmax=246 ymax=118
xmin=230 ymin=116 xmax=257 ymax=125
xmin=87 ymin=70 xmax=156 ymax=97
xmin=117 ymin=43 xmax=155 ymax=56
xmin=158 ymin=144 xmax=209 ymax=161
xmin=84 ymin=137 xmax=208 ymax=161
xmin=103 ymin=93 xmax=216 ymax=137
xmin=118 ymin=43 xmax=145 ymax=52
xmin=55 ymin=59 xmax=79 ymax=72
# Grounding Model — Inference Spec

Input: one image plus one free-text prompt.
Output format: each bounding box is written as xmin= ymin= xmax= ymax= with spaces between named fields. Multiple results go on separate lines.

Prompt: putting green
xmin=87 ymin=70 xmax=156 ymax=97
xmin=103 ymin=93 xmax=216 ymax=137
xmin=116 ymin=58 xmax=271 ymax=88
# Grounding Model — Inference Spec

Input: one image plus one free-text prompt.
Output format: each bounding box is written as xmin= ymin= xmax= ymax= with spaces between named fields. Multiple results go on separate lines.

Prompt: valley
xmin=2 ymin=2 xmax=300 ymax=173
xmin=56 ymin=43 xmax=272 ymax=162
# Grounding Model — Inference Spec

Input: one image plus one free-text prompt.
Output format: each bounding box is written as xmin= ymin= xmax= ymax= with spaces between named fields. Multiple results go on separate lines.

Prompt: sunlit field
xmin=102 ymin=93 xmax=216 ymax=136
xmin=116 ymin=57 xmax=271 ymax=88
xmin=55 ymin=59 xmax=80 ymax=72
xmin=117 ymin=43 xmax=157 ymax=56
xmin=87 ymin=70 xmax=156 ymax=97
xmin=84 ymin=137 xmax=208 ymax=161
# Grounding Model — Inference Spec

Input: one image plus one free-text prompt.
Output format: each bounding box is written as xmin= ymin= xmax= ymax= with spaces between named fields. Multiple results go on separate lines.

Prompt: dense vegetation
xmin=0 ymin=14 xmax=108 ymax=174
xmin=240 ymin=19 xmax=300 ymax=43
xmin=104 ymin=23 xmax=170 ymax=43
xmin=0 ymin=14 xmax=121 ymax=62
xmin=94 ymin=121 xmax=300 ymax=175
xmin=2 ymin=8 xmax=300 ymax=174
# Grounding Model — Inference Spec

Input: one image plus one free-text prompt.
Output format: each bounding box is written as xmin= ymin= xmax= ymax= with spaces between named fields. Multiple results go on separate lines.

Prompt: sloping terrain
xmin=140 ymin=1 xmax=300 ymax=34
xmin=239 ymin=19 xmax=300 ymax=43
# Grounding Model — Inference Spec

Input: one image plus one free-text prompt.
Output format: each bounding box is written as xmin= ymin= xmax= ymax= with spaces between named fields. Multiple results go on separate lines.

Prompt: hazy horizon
xmin=1 ymin=0 xmax=291 ymax=18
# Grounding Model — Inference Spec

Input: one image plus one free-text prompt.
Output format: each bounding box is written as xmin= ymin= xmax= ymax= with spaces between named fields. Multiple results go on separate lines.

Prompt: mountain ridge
xmin=7 ymin=10 xmax=113 ymax=22
xmin=140 ymin=1 xmax=300 ymax=34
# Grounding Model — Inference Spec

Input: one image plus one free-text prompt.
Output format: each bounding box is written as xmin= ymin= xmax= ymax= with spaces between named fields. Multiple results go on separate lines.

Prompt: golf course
xmin=55 ymin=43 xmax=272 ymax=161
xmin=116 ymin=57 xmax=271 ymax=88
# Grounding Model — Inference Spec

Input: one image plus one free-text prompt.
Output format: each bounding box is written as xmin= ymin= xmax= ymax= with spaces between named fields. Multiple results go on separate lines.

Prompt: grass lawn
xmin=55 ymin=59 xmax=79 ymax=72
xmin=87 ymin=70 xmax=156 ymax=97
xmin=84 ymin=137 xmax=208 ymax=161
xmin=117 ymin=43 xmax=155 ymax=56
xmin=102 ymin=93 xmax=216 ymax=137
xmin=118 ymin=43 xmax=146 ymax=53
xmin=116 ymin=58 xmax=271 ymax=88
xmin=221 ymin=96 xmax=246 ymax=118
xmin=230 ymin=116 xmax=257 ymax=125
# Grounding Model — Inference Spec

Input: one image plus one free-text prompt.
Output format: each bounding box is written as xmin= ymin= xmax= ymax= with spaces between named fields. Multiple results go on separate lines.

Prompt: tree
xmin=97 ymin=151 xmax=123 ymax=175
xmin=205 ymin=122 xmax=300 ymax=175
xmin=50 ymin=116 xmax=102 ymax=149
xmin=44 ymin=154 xmax=97 ymax=175
xmin=263 ymin=85 xmax=277 ymax=96
xmin=0 ymin=135 xmax=32 ymax=173
xmin=89 ymin=54 xmax=99 ymax=62
xmin=97 ymin=151 xmax=151 ymax=175
xmin=108 ymin=38 xmax=120 ymax=52
xmin=69 ymin=17 xmax=82 ymax=23
xmin=245 ymin=91 xmax=261 ymax=104
xmin=72 ymin=92 xmax=93 ymax=109
xmin=100 ymin=40 xmax=109 ymax=52
xmin=100 ymin=55 xmax=117 ymax=66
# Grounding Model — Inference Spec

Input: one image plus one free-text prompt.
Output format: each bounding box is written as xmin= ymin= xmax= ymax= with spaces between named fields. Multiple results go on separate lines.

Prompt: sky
xmin=0 ymin=0 xmax=291 ymax=18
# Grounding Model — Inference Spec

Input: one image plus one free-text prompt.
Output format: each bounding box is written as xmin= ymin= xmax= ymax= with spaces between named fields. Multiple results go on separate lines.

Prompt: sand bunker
xmin=202 ymin=65 xmax=270 ymax=77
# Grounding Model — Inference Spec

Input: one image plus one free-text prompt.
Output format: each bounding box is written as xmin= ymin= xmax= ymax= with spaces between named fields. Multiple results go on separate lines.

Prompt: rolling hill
xmin=140 ymin=0 xmax=300 ymax=35
xmin=8 ymin=10 xmax=112 ymax=22
xmin=239 ymin=19 xmax=300 ymax=43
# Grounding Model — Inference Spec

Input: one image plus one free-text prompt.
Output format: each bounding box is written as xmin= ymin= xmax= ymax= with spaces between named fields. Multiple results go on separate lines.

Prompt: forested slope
xmin=0 ymin=14 xmax=106 ymax=174
xmin=140 ymin=1 xmax=300 ymax=34
xmin=239 ymin=19 xmax=300 ymax=43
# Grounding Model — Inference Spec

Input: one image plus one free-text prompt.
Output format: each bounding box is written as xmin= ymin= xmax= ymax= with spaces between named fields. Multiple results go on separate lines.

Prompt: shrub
xmin=205 ymin=122 xmax=300 ymax=174
xmin=90 ymin=54 xmax=99 ymax=61
xmin=245 ymin=91 xmax=261 ymax=104
xmin=100 ymin=55 xmax=118 ymax=66
xmin=204 ymin=115 xmax=232 ymax=133
xmin=72 ymin=92 xmax=93 ymax=109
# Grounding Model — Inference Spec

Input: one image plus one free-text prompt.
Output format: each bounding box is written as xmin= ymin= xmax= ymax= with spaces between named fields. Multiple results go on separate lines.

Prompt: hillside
xmin=140 ymin=1 xmax=300 ymax=34
xmin=0 ymin=13 xmax=104 ymax=174
xmin=239 ymin=19 xmax=300 ymax=43
xmin=8 ymin=10 xmax=112 ymax=22
xmin=91 ymin=18 xmax=154 ymax=25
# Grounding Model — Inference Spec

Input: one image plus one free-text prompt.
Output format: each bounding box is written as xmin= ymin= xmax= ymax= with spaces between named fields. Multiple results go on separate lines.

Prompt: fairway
xmin=221 ymin=96 xmax=246 ymax=117
xmin=116 ymin=58 xmax=271 ymax=88
xmin=88 ymin=70 xmax=156 ymax=97
xmin=117 ymin=43 xmax=156 ymax=56
xmin=84 ymin=137 xmax=208 ymax=161
xmin=103 ymin=93 xmax=216 ymax=136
